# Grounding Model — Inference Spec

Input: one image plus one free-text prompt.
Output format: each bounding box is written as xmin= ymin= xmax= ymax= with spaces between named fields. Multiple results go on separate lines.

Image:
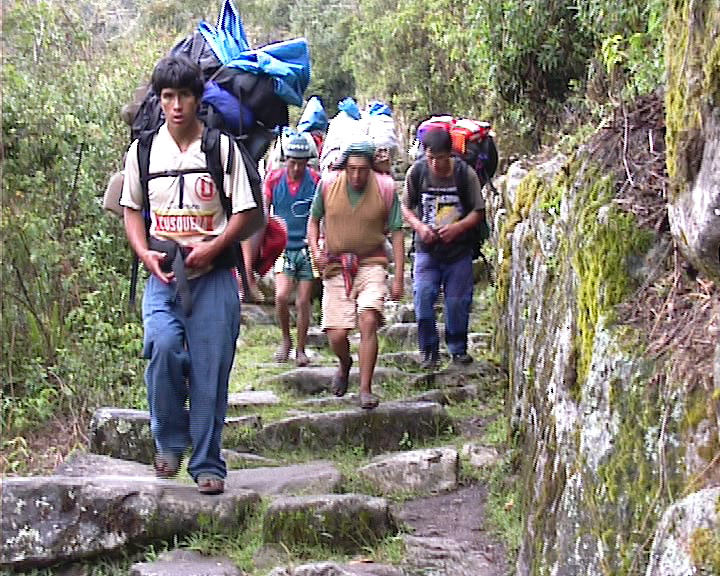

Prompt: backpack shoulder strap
xmin=130 ymin=129 xmax=156 ymax=309
xmin=201 ymin=126 xmax=235 ymax=219
xmin=409 ymin=159 xmax=428 ymax=218
xmin=136 ymin=130 xmax=158 ymax=229
xmin=375 ymin=172 xmax=396 ymax=216
xmin=409 ymin=160 xmax=426 ymax=197
xmin=454 ymin=159 xmax=472 ymax=215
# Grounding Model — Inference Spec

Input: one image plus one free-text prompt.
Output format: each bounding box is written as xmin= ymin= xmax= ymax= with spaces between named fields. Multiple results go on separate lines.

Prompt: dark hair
xmin=422 ymin=128 xmax=452 ymax=154
xmin=151 ymin=55 xmax=204 ymax=100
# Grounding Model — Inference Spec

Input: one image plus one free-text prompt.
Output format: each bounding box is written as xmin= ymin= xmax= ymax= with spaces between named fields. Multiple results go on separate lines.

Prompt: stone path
xmin=1 ymin=272 xmax=509 ymax=575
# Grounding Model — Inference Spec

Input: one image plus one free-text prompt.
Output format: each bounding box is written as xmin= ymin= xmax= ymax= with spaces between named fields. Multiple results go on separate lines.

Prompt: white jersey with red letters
xmin=120 ymin=123 xmax=256 ymax=247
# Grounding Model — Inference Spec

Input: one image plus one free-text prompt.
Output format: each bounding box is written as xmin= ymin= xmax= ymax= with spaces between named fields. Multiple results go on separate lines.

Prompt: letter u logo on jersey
xmin=196 ymin=176 xmax=215 ymax=201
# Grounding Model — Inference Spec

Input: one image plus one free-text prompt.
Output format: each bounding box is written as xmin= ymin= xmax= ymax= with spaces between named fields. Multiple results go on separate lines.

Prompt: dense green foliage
xmin=243 ymin=0 xmax=666 ymax=149
xmin=0 ymin=0 xmax=196 ymax=442
xmin=1 ymin=0 xmax=667 ymax=456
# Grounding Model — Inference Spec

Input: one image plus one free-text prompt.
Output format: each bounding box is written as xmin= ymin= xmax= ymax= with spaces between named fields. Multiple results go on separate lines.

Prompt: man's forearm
xmin=459 ymin=209 xmax=483 ymax=232
xmin=217 ymin=208 xmax=260 ymax=250
xmin=123 ymin=207 xmax=149 ymax=261
xmin=391 ymin=230 xmax=404 ymax=273
xmin=307 ymin=218 xmax=320 ymax=254
xmin=401 ymin=204 xmax=423 ymax=232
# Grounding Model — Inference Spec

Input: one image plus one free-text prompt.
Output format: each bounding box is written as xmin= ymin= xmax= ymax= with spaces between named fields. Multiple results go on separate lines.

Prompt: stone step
xmin=265 ymin=561 xmax=403 ymax=575
xmin=263 ymin=494 xmax=397 ymax=554
xmin=0 ymin=475 xmax=260 ymax=571
xmin=55 ymin=453 xmax=343 ymax=498
xmin=247 ymin=401 xmax=452 ymax=454
xmin=130 ymin=550 xmax=241 ymax=576
xmin=227 ymin=390 xmax=280 ymax=410
xmin=88 ymin=393 xmax=455 ymax=463
xmin=358 ymin=447 xmax=459 ymax=496
xmin=401 ymin=535 xmax=501 ymax=576
xmin=88 ymin=407 xmax=154 ymax=465
xmin=265 ymin=366 xmax=409 ymax=396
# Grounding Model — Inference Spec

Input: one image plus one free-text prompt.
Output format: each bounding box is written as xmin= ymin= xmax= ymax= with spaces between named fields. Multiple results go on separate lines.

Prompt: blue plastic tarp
xmin=337 ymin=97 xmax=361 ymax=120
xmin=367 ymin=100 xmax=392 ymax=117
xmin=198 ymin=0 xmax=310 ymax=107
xmin=297 ymin=96 xmax=328 ymax=133
xmin=197 ymin=0 xmax=250 ymax=61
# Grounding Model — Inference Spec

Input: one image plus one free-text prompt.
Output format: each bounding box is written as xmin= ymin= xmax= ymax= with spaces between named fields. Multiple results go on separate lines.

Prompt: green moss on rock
xmin=570 ymin=169 xmax=653 ymax=387
xmin=690 ymin=524 xmax=720 ymax=574
xmin=590 ymin=374 xmax=683 ymax=573
xmin=665 ymin=0 xmax=720 ymax=198
xmin=496 ymin=171 xmax=547 ymax=309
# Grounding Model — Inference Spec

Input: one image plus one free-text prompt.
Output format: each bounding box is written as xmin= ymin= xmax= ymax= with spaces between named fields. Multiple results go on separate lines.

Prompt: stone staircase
xmin=1 ymin=281 xmax=510 ymax=575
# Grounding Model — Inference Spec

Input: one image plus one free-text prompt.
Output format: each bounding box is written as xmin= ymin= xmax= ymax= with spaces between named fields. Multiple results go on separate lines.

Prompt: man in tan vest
xmin=307 ymin=141 xmax=404 ymax=409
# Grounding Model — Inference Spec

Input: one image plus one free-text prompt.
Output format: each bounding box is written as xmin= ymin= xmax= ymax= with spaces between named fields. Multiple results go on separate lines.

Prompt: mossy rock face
xmin=498 ymin=142 xmax=695 ymax=573
xmin=665 ymin=0 xmax=720 ymax=281
xmin=645 ymin=487 xmax=720 ymax=576
xmin=262 ymin=494 xmax=397 ymax=554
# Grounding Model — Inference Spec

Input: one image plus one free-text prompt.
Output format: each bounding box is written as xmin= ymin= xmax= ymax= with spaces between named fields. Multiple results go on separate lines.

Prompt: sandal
xmin=360 ymin=392 xmax=380 ymax=410
xmin=273 ymin=342 xmax=292 ymax=363
xmin=295 ymin=351 xmax=310 ymax=367
xmin=197 ymin=473 xmax=225 ymax=495
xmin=331 ymin=360 xmax=352 ymax=397
xmin=154 ymin=453 xmax=181 ymax=479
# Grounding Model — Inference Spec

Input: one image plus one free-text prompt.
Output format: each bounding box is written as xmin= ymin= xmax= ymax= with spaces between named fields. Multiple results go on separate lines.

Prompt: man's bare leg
xmin=327 ymin=328 xmax=352 ymax=396
xmin=273 ymin=273 xmax=294 ymax=362
xmin=358 ymin=309 xmax=380 ymax=396
xmin=294 ymin=279 xmax=313 ymax=367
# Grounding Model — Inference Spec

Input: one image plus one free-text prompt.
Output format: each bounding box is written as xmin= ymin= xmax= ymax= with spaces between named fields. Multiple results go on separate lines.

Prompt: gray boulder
xmin=0 ymin=476 xmax=260 ymax=570
xmin=357 ymin=447 xmax=459 ymax=495
xmin=645 ymin=486 xmax=720 ymax=576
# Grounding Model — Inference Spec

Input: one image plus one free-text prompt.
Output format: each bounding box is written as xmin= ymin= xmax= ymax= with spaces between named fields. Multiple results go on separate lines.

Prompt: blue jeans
xmin=413 ymin=251 xmax=474 ymax=356
xmin=142 ymin=266 xmax=240 ymax=481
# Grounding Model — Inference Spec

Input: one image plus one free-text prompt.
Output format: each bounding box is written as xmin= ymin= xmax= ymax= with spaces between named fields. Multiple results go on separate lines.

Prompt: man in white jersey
xmin=120 ymin=55 xmax=259 ymax=495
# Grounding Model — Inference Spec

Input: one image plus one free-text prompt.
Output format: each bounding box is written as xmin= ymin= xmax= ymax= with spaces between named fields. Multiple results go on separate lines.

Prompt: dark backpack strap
xmin=201 ymin=126 xmax=249 ymax=299
xmin=201 ymin=126 xmax=236 ymax=218
xmin=129 ymin=131 xmax=156 ymax=308
xmin=454 ymin=160 xmax=472 ymax=215
xmin=409 ymin=159 xmax=426 ymax=218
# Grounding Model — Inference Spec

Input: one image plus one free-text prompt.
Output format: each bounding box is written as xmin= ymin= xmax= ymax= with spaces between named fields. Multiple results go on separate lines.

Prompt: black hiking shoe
xmin=452 ymin=353 xmax=474 ymax=365
xmin=421 ymin=349 xmax=439 ymax=371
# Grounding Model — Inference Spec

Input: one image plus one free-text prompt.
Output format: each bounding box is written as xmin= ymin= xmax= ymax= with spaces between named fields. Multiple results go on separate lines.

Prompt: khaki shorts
xmin=321 ymin=264 xmax=387 ymax=330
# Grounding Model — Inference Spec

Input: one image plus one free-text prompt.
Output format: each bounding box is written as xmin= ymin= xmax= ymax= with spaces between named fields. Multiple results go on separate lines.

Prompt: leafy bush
xmin=0 ymin=0 xmax=198 ymax=440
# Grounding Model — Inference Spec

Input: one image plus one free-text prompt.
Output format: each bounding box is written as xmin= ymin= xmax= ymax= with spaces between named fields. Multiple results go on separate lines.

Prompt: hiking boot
xmin=421 ymin=350 xmax=439 ymax=371
xmin=452 ymin=353 xmax=474 ymax=365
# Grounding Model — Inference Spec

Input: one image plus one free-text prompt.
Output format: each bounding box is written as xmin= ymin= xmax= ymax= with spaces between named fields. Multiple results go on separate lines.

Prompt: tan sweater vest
xmin=323 ymin=171 xmax=388 ymax=276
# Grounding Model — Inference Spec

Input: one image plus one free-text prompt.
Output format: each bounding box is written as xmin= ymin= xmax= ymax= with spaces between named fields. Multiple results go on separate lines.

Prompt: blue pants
xmin=142 ymin=267 xmax=240 ymax=481
xmin=413 ymin=252 xmax=474 ymax=356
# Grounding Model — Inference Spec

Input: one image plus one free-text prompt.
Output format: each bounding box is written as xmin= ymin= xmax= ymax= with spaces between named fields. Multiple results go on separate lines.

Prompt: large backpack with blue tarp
xmin=109 ymin=0 xmax=312 ymax=303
